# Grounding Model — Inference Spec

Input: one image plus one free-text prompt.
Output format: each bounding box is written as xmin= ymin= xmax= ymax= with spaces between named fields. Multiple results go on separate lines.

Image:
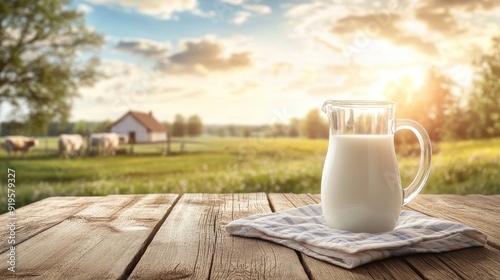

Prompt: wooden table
xmin=1 ymin=194 xmax=499 ymax=279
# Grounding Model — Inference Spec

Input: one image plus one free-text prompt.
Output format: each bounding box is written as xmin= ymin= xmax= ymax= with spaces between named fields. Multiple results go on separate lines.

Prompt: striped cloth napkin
xmin=225 ymin=204 xmax=487 ymax=269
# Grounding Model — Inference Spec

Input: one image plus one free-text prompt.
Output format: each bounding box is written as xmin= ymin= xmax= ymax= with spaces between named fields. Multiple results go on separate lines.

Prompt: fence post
xmin=164 ymin=132 xmax=170 ymax=156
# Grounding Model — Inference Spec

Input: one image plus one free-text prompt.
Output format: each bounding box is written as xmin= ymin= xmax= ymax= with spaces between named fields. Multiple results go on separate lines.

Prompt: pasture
xmin=1 ymin=137 xmax=499 ymax=213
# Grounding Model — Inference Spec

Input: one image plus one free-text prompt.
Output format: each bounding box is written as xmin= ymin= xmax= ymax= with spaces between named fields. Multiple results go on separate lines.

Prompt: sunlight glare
xmin=385 ymin=66 xmax=426 ymax=92
xmin=362 ymin=66 xmax=425 ymax=100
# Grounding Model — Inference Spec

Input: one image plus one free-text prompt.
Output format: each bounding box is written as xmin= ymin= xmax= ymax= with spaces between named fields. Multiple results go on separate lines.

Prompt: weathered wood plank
xmin=403 ymin=194 xmax=500 ymax=279
xmin=268 ymin=193 xmax=422 ymax=280
xmin=130 ymin=193 xmax=309 ymax=280
xmin=466 ymin=194 xmax=500 ymax=208
xmin=406 ymin=195 xmax=500 ymax=248
xmin=129 ymin=193 xmax=218 ymax=279
xmin=211 ymin=193 xmax=309 ymax=279
xmin=0 ymin=194 xmax=178 ymax=279
xmin=0 ymin=196 xmax=100 ymax=253
xmin=403 ymin=246 xmax=500 ymax=279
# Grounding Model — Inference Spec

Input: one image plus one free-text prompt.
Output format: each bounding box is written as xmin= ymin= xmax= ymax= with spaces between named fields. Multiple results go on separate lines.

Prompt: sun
xmin=402 ymin=67 xmax=426 ymax=90
xmin=365 ymin=66 xmax=427 ymax=100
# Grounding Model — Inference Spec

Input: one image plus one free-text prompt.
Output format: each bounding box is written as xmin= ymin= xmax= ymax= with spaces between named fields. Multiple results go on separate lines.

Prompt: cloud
xmin=157 ymin=37 xmax=252 ymax=74
xmin=230 ymin=81 xmax=260 ymax=95
xmin=221 ymin=0 xmax=244 ymax=5
xmin=272 ymin=62 xmax=294 ymax=76
xmin=332 ymin=12 xmax=402 ymax=37
xmin=77 ymin=3 xmax=94 ymax=13
xmin=243 ymin=4 xmax=271 ymax=14
xmin=230 ymin=5 xmax=272 ymax=25
xmin=79 ymin=59 xmax=151 ymax=103
xmin=423 ymin=0 xmax=500 ymax=12
xmin=233 ymin=11 xmax=251 ymax=25
xmin=393 ymin=36 xmax=438 ymax=56
xmin=284 ymin=0 xmax=365 ymax=36
xmin=414 ymin=0 xmax=500 ymax=35
xmin=330 ymin=12 xmax=439 ymax=56
xmin=284 ymin=0 xmax=499 ymax=60
xmin=217 ymin=0 xmax=271 ymax=24
xmin=414 ymin=6 xmax=462 ymax=35
xmin=87 ymin=0 xmax=197 ymax=20
xmin=305 ymin=63 xmax=377 ymax=96
xmin=114 ymin=39 xmax=170 ymax=60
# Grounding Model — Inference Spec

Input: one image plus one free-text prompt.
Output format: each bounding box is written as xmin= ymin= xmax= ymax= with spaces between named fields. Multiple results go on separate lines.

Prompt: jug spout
xmin=322 ymin=100 xmax=338 ymax=135
xmin=321 ymin=100 xmax=335 ymax=116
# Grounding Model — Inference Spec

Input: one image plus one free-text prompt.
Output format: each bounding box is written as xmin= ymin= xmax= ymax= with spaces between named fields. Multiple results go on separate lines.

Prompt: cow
xmin=58 ymin=134 xmax=84 ymax=158
xmin=3 ymin=136 xmax=38 ymax=158
xmin=88 ymin=133 xmax=119 ymax=156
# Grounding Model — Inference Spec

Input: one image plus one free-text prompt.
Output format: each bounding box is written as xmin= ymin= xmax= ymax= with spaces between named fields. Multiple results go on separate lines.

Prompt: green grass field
xmin=1 ymin=137 xmax=499 ymax=213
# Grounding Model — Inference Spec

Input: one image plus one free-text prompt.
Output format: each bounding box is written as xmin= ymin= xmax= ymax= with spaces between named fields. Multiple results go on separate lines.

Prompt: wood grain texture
xmin=129 ymin=193 xmax=221 ymax=279
xmin=0 ymin=196 xmax=98 ymax=253
xmin=268 ymin=193 xmax=422 ymax=280
xmin=404 ymin=194 xmax=500 ymax=279
xmin=406 ymin=194 xmax=500 ymax=248
xmin=0 ymin=194 xmax=178 ymax=279
xmin=210 ymin=193 xmax=308 ymax=279
xmin=404 ymin=246 xmax=500 ymax=279
xmin=130 ymin=193 xmax=309 ymax=280
xmin=1 ymin=193 xmax=498 ymax=279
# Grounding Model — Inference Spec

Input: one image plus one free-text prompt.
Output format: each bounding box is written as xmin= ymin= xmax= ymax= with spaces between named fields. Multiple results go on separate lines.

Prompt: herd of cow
xmin=2 ymin=133 xmax=128 ymax=158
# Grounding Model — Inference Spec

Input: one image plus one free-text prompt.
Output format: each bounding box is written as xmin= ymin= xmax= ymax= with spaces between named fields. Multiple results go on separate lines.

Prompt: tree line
xmin=165 ymin=114 xmax=203 ymax=137
xmin=0 ymin=114 xmax=204 ymax=137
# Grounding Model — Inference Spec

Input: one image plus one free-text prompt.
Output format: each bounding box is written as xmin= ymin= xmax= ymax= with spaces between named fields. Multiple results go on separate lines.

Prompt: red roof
xmin=112 ymin=111 xmax=167 ymax=132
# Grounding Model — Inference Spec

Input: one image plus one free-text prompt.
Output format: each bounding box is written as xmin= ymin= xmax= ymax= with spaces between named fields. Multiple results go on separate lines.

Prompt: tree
xmin=243 ymin=127 xmax=251 ymax=138
xmin=0 ymin=0 xmax=104 ymax=133
xmin=161 ymin=121 xmax=172 ymax=133
xmin=288 ymin=118 xmax=301 ymax=137
xmin=72 ymin=120 xmax=110 ymax=136
xmin=300 ymin=109 xmax=328 ymax=139
xmin=172 ymin=114 xmax=185 ymax=137
xmin=73 ymin=120 xmax=89 ymax=136
xmin=99 ymin=120 xmax=112 ymax=133
xmin=0 ymin=120 xmax=24 ymax=136
xmin=186 ymin=115 xmax=203 ymax=137
xmin=417 ymin=69 xmax=456 ymax=141
xmin=227 ymin=125 xmax=238 ymax=137
xmin=218 ymin=127 xmax=226 ymax=137
xmin=466 ymin=35 xmax=500 ymax=138
xmin=383 ymin=68 xmax=455 ymax=142
xmin=271 ymin=123 xmax=286 ymax=137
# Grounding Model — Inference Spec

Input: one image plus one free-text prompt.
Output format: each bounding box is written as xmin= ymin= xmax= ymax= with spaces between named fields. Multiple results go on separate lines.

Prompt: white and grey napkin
xmin=225 ymin=204 xmax=487 ymax=269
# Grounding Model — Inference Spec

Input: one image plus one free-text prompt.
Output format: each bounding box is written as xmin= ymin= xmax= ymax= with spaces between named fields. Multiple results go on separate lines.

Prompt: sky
xmin=4 ymin=0 xmax=500 ymax=125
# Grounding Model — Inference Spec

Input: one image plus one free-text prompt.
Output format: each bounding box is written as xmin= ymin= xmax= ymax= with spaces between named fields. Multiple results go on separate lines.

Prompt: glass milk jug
xmin=321 ymin=100 xmax=432 ymax=233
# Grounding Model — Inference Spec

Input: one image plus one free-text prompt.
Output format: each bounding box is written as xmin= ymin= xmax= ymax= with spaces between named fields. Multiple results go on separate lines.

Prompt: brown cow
xmin=3 ymin=136 xmax=38 ymax=157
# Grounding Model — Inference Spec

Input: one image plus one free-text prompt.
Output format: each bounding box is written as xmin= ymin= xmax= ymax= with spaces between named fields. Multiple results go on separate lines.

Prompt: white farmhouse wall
xmin=150 ymin=132 xmax=167 ymax=142
xmin=110 ymin=115 xmax=149 ymax=143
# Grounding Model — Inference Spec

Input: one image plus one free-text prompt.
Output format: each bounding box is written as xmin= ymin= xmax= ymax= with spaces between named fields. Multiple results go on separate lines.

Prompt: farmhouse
xmin=110 ymin=110 xmax=167 ymax=143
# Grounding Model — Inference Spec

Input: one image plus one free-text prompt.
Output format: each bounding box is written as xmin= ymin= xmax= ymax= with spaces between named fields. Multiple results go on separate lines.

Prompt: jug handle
xmin=396 ymin=119 xmax=432 ymax=206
